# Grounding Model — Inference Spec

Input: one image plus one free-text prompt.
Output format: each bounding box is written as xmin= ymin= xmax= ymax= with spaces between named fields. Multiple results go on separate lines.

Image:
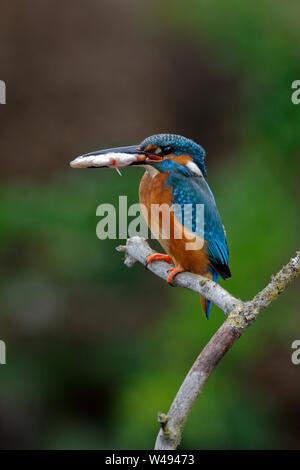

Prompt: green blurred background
xmin=0 ymin=0 xmax=299 ymax=449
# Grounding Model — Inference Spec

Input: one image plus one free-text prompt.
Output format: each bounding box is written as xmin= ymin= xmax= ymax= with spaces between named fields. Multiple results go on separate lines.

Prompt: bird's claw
xmin=146 ymin=253 xmax=173 ymax=268
xmin=167 ymin=267 xmax=185 ymax=286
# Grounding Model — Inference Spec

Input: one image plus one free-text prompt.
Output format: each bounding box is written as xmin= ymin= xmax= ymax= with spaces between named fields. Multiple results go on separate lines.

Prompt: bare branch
xmin=116 ymin=237 xmax=241 ymax=315
xmin=116 ymin=237 xmax=300 ymax=450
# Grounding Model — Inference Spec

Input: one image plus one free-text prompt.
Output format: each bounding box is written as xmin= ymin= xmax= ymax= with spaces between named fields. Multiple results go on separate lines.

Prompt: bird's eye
xmin=151 ymin=145 xmax=174 ymax=157
xmin=158 ymin=145 xmax=173 ymax=156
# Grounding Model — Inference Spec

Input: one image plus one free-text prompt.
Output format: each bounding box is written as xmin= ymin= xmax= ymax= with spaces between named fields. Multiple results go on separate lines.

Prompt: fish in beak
xmin=70 ymin=145 xmax=163 ymax=174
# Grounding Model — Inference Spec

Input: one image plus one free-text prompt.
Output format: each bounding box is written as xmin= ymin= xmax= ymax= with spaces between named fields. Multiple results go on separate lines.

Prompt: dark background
xmin=0 ymin=0 xmax=299 ymax=449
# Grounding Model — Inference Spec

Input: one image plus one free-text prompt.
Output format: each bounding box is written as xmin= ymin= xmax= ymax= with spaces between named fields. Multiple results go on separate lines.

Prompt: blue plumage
xmin=151 ymin=159 xmax=230 ymax=280
xmin=144 ymin=134 xmax=231 ymax=318
xmin=206 ymin=270 xmax=220 ymax=319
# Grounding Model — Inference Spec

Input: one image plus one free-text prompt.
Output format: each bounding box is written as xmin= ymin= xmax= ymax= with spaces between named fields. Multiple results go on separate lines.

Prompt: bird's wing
xmin=167 ymin=173 xmax=231 ymax=279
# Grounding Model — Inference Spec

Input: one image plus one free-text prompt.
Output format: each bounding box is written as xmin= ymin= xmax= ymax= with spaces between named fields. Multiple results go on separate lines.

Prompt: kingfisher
xmin=70 ymin=134 xmax=231 ymax=318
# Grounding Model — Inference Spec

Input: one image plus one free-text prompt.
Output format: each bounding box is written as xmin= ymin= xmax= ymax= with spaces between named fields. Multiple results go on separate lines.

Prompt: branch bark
xmin=116 ymin=237 xmax=300 ymax=450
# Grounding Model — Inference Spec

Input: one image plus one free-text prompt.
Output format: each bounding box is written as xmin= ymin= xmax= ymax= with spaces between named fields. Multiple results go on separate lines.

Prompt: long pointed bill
xmin=70 ymin=145 xmax=153 ymax=169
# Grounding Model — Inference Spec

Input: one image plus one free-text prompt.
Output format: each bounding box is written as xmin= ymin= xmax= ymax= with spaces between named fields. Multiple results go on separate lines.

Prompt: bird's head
xmin=139 ymin=134 xmax=206 ymax=177
xmin=70 ymin=133 xmax=206 ymax=177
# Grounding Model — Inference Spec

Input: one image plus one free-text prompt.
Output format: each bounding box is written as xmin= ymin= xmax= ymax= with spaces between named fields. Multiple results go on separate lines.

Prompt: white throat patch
xmin=186 ymin=161 xmax=203 ymax=176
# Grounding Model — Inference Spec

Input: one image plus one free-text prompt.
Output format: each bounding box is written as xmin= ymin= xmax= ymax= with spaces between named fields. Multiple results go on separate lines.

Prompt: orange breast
xmin=139 ymin=171 xmax=210 ymax=275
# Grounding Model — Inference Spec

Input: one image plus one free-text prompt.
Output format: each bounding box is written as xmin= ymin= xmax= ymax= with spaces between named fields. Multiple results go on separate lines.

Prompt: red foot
xmin=147 ymin=253 xmax=173 ymax=265
xmin=167 ymin=267 xmax=185 ymax=285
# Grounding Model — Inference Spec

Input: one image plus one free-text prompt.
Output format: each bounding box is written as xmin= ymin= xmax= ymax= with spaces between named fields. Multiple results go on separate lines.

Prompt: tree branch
xmin=116 ymin=237 xmax=241 ymax=314
xmin=116 ymin=237 xmax=300 ymax=450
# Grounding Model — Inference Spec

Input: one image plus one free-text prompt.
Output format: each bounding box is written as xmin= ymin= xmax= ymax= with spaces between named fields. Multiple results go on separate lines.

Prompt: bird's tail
xmin=200 ymin=270 xmax=220 ymax=319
